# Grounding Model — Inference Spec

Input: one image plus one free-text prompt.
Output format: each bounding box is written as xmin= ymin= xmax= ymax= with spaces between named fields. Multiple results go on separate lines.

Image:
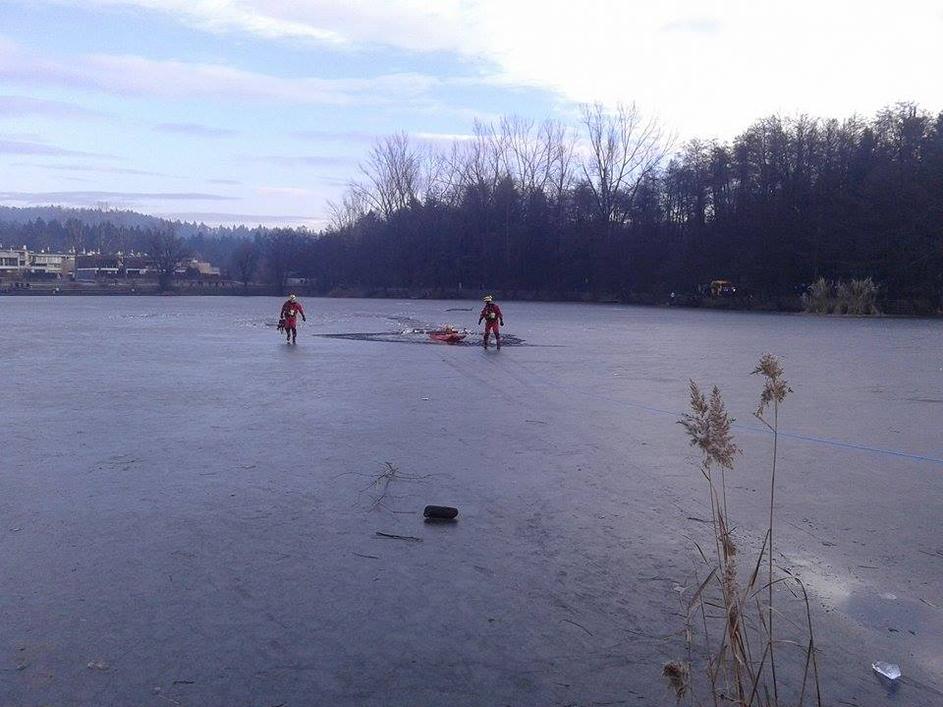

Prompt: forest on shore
xmin=3 ymin=102 xmax=942 ymax=312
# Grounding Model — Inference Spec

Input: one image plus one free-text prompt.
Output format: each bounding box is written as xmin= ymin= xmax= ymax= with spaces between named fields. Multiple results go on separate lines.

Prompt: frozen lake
xmin=2 ymin=296 xmax=942 ymax=705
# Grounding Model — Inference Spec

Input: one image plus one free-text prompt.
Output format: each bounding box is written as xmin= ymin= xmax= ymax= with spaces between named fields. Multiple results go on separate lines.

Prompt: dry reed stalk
xmin=752 ymin=353 xmax=791 ymax=702
xmin=667 ymin=355 xmax=819 ymax=706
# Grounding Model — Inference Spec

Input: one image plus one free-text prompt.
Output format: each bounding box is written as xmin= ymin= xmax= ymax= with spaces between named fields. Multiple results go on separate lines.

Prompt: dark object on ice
xmin=276 ymin=316 xmax=286 ymax=333
xmin=375 ymin=531 xmax=422 ymax=542
xmin=424 ymin=505 xmax=458 ymax=521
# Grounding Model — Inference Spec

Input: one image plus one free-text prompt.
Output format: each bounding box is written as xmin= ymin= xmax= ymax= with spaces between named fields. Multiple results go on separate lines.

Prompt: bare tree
xmin=351 ymin=132 xmax=426 ymax=218
xmin=579 ymin=102 xmax=671 ymax=234
xmin=448 ymin=119 xmax=507 ymax=202
xmin=542 ymin=119 xmax=577 ymax=206
xmin=148 ymin=229 xmax=189 ymax=291
xmin=422 ymin=145 xmax=459 ymax=206
xmin=497 ymin=116 xmax=575 ymax=200
xmin=499 ymin=115 xmax=544 ymax=196
xmin=327 ymin=190 xmax=366 ymax=232
xmin=430 ymin=140 xmax=477 ymax=207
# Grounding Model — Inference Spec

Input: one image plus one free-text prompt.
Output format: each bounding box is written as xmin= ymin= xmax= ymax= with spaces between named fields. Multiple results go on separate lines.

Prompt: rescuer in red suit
xmin=279 ymin=294 xmax=306 ymax=344
xmin=478 ymin=295 xmax=504 ymax=349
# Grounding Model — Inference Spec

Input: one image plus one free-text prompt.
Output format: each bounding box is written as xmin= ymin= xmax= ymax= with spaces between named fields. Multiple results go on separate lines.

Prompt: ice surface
xmin=1 ymin=297 xmax=941 ymax=705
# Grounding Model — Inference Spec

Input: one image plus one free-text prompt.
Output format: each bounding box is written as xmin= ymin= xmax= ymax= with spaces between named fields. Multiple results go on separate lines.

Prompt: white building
xmin=30 ymin=252 xmax=75 ymax=276
xmin=195 ymin=260 xmax=220 ymax=277
xmin=177 ymin=258 xmax=221 ymax=278
xmin=0 ymin=247 xmax=29 ymax=274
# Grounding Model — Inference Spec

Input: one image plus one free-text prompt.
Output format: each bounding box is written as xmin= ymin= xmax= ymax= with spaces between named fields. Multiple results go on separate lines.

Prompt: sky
xmin=0 ymin=0 xmax=941 ymax=228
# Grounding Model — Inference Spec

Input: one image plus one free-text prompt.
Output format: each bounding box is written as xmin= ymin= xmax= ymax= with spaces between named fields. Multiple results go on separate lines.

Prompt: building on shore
xmin=30 ymin=252 xmax=75 ymax=277
xmin=176 ymin=259 xmax=221 ymax=280
xmin=123 ymin=256 xmax=150 ymax=278
xmin=1 ymin=247 xmax=224 ymax=285
xmin=1 ymin=247 xmax=75 ymax=280
xmin=0 ymin=247 xmax=29 ymax=276
xmin=74 ymin=254 xmax=123 ymax=280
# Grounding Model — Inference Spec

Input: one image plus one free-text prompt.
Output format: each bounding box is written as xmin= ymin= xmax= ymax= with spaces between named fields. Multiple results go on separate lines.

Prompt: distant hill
xmin=0 ymin=205 xmax=283 ymax=269
xmin=0 ymin=205 xmax=170 ymax=230
xmin=0 ymin=205 xmax=273 ymax=240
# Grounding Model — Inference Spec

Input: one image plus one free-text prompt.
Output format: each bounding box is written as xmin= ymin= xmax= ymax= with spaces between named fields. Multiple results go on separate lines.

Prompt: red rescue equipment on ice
xmin=428 ymin=327 xmax=467 ymax=343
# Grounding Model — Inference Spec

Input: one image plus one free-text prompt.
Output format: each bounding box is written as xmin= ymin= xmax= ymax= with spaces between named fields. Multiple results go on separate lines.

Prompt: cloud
xmin=413 ymin=131 xmax=476 ymax=142
xmin=291 ymin=129 xmax=477 ymax=149
xmin=0 ymin=94 xmax=106 ymax=118
xmin=207 ymin=178 xmax=241 ymax=185
xmin=0 ymin=130 xmax=43 ymax=141
xmin=154 ymin=122 xmax=238 ymax=137
xmin=441 ymin=1 xmax=943 ymax=138
xmin=37 ymin=1 xmax=470 ymax=52
xmin=0 ymin=190 xmax=238 ymax=204
xmin=13 ymin=162 xmax=167 ymax=176
xmin=0 ymin=138 xmax=114 ymax=158
xmin=11 ymin=0 xmax=943 ymax=166
xmin=659 ymin=17 xmax=721 ymax=33
xmin=290 ymin=129 xmax=378 ymax=143
xmin=37 ymin=0 xmax=939 ymax=139
xmin=245 ymin=154 xmax=355 ymax=168
xmin=43 ymin=0 xmax=347 ymax=45
xmin=255 ymin=186 xmax=312 ymax=197
xmin=0 ymin=39 xmax=441 ymax=106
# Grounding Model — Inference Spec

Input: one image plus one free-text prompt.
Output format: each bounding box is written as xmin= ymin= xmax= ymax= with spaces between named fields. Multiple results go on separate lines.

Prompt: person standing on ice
xmin=279 ymin=293 xmax=306 ymax=344
xmin=478 ymin=295 xmax=504 ymax=349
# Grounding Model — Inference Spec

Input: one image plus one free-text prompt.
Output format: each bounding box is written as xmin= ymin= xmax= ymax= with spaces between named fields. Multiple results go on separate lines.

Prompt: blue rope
xmin=738 ymin=423 xmax=943 ymax=465
xmin=507 ymin=359 xmax=943 ymax=467
xmin=610 ymin=397 xmax=943 ymax=466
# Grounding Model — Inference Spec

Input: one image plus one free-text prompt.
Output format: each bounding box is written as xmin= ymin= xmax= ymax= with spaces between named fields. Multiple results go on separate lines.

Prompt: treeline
xmin=299 ymin=102 xmax=943 ymax=310
xmin=4 ymin=102 xmax=942 ymax=310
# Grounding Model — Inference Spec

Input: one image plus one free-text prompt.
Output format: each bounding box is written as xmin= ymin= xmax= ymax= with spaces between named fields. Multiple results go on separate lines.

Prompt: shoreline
xmin=3 ymin=283 xmax=941 ymax=316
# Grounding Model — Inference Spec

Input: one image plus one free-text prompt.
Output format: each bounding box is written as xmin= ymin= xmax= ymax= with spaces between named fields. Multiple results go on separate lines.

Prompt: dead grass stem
xmin=666 ymin=355 xmax=821 ymax=706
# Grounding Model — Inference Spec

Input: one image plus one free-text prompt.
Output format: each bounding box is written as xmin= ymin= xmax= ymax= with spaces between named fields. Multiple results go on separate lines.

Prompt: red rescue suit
xmin=280 ymin=299 xmax=305 ymax=329
xmin=479 ymin=302 xmax=503 ymax=333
